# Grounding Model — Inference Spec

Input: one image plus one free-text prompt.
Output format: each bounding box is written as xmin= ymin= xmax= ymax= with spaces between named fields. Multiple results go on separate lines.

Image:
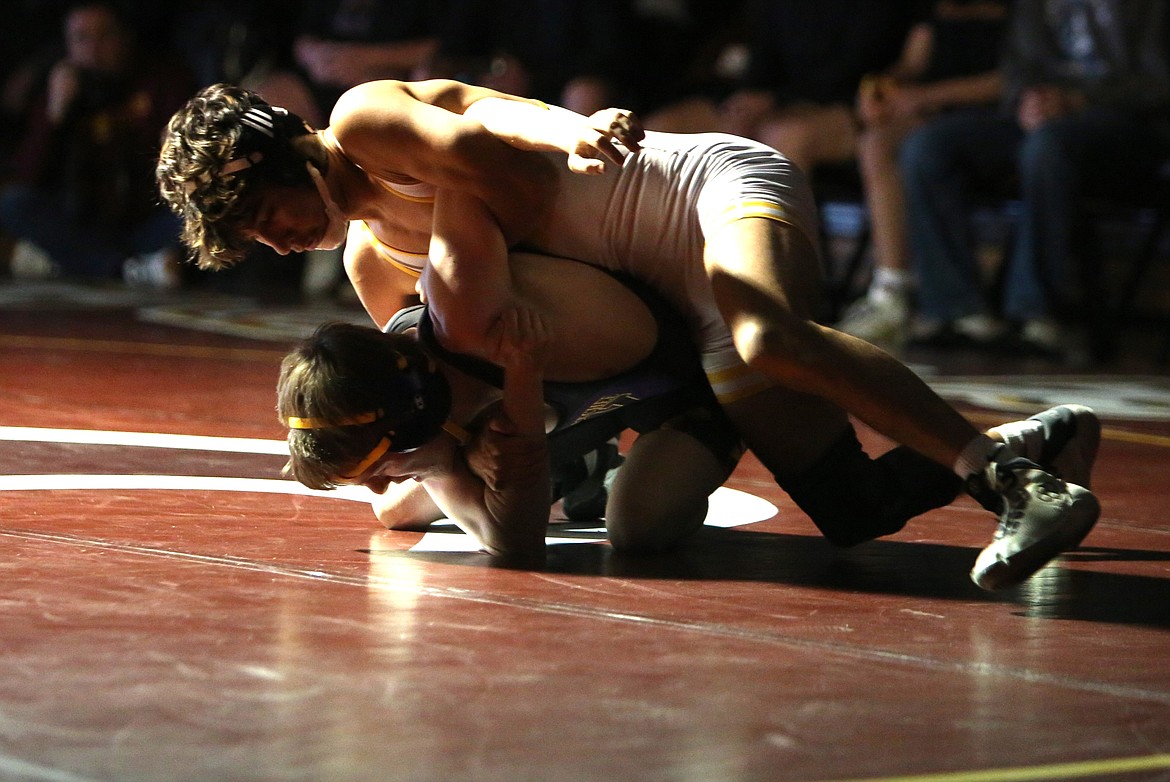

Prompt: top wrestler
xmin=156 ymin=79 xmax=1100 ymax=590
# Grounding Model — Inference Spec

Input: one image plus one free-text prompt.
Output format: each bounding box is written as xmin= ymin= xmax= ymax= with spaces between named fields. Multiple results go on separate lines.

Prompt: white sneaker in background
xmin=835 ymin=289 xmax=910 ymax=347
xmin=1020 ymin=318 xmax=1065 ymax=352
xmin=10 ymin=241 xmax=58 ymax=279
xmin=908 ymin=312 xmax=1007 ymax=348
xmin=954 ymin=313 xmax=1007 ymax=342
xmin=123 ymin=248 xmax=181 ymax=291
xmin=302 ymin=247 xmax=344 ymax=299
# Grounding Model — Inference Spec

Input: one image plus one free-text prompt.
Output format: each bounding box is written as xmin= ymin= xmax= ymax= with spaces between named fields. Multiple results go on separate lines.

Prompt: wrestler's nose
xmin=256 ymin=235 xmax=291 ymax=256
xmin=363 ymin=476 xmax=392 ymax=495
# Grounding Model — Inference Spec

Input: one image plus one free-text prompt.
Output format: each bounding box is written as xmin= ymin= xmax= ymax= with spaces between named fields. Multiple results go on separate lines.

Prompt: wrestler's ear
xmin=290 ymin=133 xmax=328 ymax=171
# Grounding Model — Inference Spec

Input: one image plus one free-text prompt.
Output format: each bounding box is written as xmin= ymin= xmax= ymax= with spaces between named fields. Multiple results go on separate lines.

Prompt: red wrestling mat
xmin=3 ymin=286 xmax=1170 ymax=782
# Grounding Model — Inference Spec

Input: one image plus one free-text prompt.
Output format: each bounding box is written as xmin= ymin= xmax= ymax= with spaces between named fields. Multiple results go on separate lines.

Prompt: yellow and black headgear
xmin=279 ymin=323 xmax=453 ymax=485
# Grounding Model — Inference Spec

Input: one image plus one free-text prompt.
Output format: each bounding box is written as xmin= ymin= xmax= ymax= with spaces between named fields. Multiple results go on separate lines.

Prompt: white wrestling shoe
xmin=968 ymin=447 xmax=1100 ymax=591
xmin=989 ymin=404 xmax=1101 ymax=489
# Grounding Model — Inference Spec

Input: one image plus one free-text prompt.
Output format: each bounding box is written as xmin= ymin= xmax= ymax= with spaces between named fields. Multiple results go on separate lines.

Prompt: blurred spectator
xmin=645 ymin=0 xmax=926 ymax=182
xmin=625 ymin=0 xmax=748 ymax=117
xmin=421 ymin=0 xmax=633 ymax=116
xmin=0 ymin=1 xmax=194 ymax=285
xmin=2 ymin=2 xmax=74 ymax=164
xmin=293 ymin=0 xmax=446 ymax=118
xmin=833 ymin=0 xmax=1009 ymax=347
xmin=902 ymin=0 xmax=1170 ymax=360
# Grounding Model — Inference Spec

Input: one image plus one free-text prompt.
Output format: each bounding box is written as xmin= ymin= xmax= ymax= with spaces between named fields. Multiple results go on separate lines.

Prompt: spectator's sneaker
xmin=989 ymin=404 xmax=1100 ymax=489
xmin=835 ymin=291 xmax=910 ymax=347
xmin=10 ymin=240 xmax=58 ymax=279
xmin=123 ymin=248 xmax=181 ymax=291
xmin=909 ymin=313 xmax=1006 ymax=350
xmin=1014 ymin=319 xmax=1095 ymax=367
xmin=968 ymin=451 xmax=1100 ymax=591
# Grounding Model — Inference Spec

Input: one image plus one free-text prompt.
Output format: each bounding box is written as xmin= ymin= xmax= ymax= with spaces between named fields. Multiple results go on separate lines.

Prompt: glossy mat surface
xmin=3 ymin=286 xmax=1169 ymax=782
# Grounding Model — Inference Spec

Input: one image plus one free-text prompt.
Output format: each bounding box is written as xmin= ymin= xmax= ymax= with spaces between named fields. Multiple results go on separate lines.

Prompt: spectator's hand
xmin=46 ymin=60 xmax=80 ymax=124
xmin=858 ymin=76 xmax=931 ymax=128
xmin=565 ymin=108 xmax=644 ymax=175
xmin=1017 ymin=85 xmax=1085 ymax=132
xmin=856 ymin=75 xmax=893 ymax=126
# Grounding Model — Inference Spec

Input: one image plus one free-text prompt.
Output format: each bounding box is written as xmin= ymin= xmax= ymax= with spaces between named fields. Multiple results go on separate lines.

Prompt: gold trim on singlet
xmin=717 ymin=199 xmax=796 ymax=228
xmin=706 ymin=361 xmax=774 ymax=404
xmin=441 ymin=420 xmax=471 ymax=446
xmin=357 ymin=221 xmax=427 ymax=278
xmin=370 ymin=176 xmax=436 ymax=203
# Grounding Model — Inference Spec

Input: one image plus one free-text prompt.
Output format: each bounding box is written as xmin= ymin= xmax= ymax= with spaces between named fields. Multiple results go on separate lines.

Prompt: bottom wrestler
xmin=277 ymin=255 xmax=1099 ymax=567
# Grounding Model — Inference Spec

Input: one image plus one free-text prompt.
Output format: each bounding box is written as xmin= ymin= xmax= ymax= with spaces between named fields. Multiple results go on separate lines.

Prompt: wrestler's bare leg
xmin=755 ymin=103 xmax=859 ymax=182
xmin=606 ymin=428 xmax=732 ymax=553
xmin=721 ymin=385 xmax=850 ymax=476
xmin=703 ymin=216 xmax=979 ymax=469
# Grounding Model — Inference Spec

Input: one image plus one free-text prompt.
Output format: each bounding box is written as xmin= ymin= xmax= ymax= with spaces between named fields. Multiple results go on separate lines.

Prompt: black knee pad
xmin=774 ymin=427 xmax=962 ymax=547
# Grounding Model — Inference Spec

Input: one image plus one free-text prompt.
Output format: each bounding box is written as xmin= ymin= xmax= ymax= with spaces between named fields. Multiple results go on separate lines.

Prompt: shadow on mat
xmin=382 ymin=527 xmax=1170 ymax=630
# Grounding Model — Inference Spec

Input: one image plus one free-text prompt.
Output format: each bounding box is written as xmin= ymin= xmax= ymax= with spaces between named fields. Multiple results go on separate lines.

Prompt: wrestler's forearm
xmin=463 ymin=96 xmax=584 ymax=156
xmin=477 ymin=432 xmax=550 ymax=565
xmin=421 ymin=450 xmax=549 ymax=565
xmin=372 ymin=480 xmax=444 ymax=530
xmin=424 ymin=188 xmax=521 ymax=358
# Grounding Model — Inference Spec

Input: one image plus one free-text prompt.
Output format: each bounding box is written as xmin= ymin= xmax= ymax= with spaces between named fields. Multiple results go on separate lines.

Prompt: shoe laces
xmin=989 ymin=462 xmax=1065 ymax=540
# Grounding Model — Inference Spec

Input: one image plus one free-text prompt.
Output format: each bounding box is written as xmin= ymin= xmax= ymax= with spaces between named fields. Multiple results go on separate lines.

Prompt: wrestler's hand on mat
xmin=567 ymin=108 xmax=645 ymax=175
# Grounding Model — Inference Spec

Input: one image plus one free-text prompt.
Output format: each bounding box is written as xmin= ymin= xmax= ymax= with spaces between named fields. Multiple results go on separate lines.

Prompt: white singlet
xmin=524 ymin=130 xmax=820 ymax=403
xmin=352 ymin=126 xmax=819 ymax=404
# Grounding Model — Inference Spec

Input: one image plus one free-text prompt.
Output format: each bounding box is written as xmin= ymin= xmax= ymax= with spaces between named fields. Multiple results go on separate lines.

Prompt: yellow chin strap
xmin=284 ymin=412 xmax=470 ymax=483
xmin=337 ymin=436 xmax=393 ymax=480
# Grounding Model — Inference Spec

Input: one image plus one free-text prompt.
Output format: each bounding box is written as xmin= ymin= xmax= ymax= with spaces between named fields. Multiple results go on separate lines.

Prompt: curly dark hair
xmin=156 ymin=83 xmax=316 ymax=270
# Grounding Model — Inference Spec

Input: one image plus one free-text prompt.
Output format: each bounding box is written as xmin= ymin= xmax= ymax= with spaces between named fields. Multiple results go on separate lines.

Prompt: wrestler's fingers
xmin=485 ymin=311 xmax=509 ymax=360
xmin=594 ymin=135 xmax=624 ymax=165
xmin=607 ymin=111 xmax=644 ymax=151
xmin=568 ymin=153 xmax=605 ymax=175
xmin=589 ymin=108 xmax=644 ymax=150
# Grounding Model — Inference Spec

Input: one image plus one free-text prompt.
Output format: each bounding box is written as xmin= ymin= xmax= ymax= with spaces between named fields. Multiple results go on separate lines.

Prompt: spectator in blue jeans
xmin=901 ymin=0 xmax=1170 ymax=360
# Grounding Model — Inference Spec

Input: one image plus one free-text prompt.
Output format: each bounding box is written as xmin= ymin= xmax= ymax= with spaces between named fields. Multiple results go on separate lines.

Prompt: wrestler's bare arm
xmin=422 ymin=186 xmax=515 ymax=356
xmin=343 ymin=223 xmax=422 ymax=328
xmin=331 ymin=81 xmax=552 ymax=356
xmin=330 ymin=80 xmax=556 ymax=245
xmin=372 ymin=481 xmax=444 ymax=530
xmin=330 ymin=80 xmax=648 ymax=359
xmin=463 ymin=97 xmax=643 ymax=174
xmin=412 ymin=308 xmax=552 ymax=564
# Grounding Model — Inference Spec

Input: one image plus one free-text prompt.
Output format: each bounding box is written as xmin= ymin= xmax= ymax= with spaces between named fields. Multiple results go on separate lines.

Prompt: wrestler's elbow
xmin=481 ymin=524 xmax=547 ymax=569
xmin=430 ymin=303 xmax=497 ymax=357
